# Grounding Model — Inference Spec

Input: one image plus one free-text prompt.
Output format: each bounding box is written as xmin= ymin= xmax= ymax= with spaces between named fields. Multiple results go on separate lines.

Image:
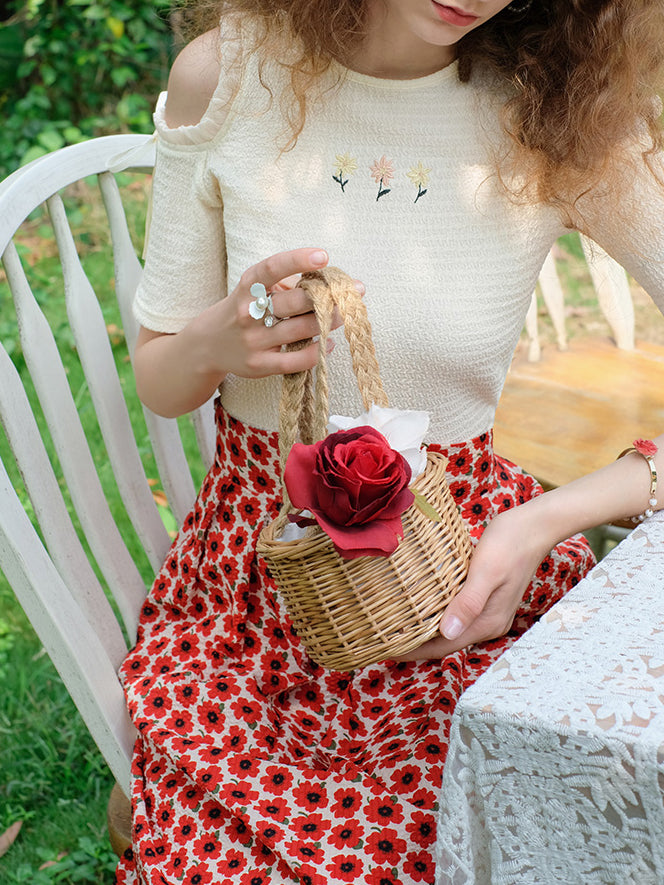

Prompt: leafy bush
xmin=0 ymin=0 xmax=176 ymax=177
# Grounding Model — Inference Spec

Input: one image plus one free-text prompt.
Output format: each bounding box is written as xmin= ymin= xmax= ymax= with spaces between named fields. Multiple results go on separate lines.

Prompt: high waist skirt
xmin=115 ymin=401 xmax=594 ymax=885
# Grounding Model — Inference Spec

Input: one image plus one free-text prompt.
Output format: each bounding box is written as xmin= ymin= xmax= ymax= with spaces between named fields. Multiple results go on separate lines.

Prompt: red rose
xmin=284 ymin=426 xmax=414 ymax=559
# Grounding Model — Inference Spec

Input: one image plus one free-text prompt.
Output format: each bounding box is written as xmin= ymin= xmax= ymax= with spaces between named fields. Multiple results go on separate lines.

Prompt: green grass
xmin=0 ymin=175 xmax=205 ymax=882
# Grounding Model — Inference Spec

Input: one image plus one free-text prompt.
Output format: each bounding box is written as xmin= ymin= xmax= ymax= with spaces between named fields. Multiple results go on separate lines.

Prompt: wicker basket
xmin=257 ymin=267 xmax=472 ymax=671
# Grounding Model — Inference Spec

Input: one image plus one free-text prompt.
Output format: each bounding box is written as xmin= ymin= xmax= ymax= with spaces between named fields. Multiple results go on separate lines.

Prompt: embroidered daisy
xmin=407 ymin=161 xmax=431 ymax=202
xmin=332 ymin=153 xmax=358 ymax=192
xmin=370 ymin=155 xmax=395 ymax=200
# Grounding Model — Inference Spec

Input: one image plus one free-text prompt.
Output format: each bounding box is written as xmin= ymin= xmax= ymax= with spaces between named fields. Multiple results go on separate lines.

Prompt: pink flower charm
xmin=633 ymin=438 xmax=658 ymax=458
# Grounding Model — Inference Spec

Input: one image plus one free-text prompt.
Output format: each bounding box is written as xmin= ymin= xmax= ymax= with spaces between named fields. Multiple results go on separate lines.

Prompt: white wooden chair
xmin=0 ymin=134 xmax=215 ymax=853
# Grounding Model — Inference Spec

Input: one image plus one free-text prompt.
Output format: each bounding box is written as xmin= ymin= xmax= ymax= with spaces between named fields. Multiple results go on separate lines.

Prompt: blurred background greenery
xmin=0 ymin=0 xmax=179 ymax=179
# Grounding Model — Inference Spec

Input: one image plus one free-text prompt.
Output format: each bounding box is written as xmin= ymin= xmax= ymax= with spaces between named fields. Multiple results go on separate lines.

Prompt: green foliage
xmin=0 ymin=0 xmax=175 ymax=177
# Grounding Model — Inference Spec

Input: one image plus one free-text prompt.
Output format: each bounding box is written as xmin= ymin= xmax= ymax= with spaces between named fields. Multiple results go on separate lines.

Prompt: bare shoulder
xmin=164 ymin=28 xmax=223 ymax=128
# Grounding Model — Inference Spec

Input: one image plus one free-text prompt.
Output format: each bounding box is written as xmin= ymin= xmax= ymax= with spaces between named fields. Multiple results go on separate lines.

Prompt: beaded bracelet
xmin=617 ymin=438 xmax=659 ymax=523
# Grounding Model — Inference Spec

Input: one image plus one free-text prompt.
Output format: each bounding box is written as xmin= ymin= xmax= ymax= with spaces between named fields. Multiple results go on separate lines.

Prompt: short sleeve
xmin=579 ymin=144 xmax=664 ymax=316
xmin=132 ymin=133 xmax=227 ymax=333
xmin=132 ymin=23 xmax=245 ymax=333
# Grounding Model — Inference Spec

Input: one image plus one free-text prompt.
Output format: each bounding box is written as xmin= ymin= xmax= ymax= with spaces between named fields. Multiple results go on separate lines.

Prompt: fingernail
xmin=310 ymin=250 xmax=328 ymax=267
xmin=326 ymin=338 xmax=335 ymax=353
xmin=441 ymin=615 xmax=464 ymax=640
xmin=353 ymin=280 xmax=365 ymax=294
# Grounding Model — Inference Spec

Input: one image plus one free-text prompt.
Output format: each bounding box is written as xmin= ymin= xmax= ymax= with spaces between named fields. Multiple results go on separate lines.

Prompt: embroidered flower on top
xmin=407 ymin=162 xmax=431 ymax=203
xmin=370 ymin=155 xmax=395 ymax=201
xmin=332 ymin=153 xmax=358 ymax=192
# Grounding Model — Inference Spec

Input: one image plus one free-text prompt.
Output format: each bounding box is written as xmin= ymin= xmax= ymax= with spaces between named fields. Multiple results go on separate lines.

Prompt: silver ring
xmin=248 ymin=282 xmax=281 ymax=326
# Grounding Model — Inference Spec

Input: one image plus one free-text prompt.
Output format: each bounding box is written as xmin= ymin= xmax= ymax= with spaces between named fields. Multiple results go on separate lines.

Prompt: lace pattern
xmin=436 ymin=511 xmax=664 ymax=885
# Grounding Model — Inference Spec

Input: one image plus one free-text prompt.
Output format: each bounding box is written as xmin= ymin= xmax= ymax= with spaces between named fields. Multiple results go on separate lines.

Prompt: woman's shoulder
xmin=156 ymin=22 xmax=246 ymax=144
xmin=164 ymin=28 xmax=224 ymax=128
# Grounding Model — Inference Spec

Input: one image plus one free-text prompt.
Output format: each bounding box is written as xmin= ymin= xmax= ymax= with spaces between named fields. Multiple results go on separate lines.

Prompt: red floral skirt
xmin=115 ymin=402 xmax=594 ymax=885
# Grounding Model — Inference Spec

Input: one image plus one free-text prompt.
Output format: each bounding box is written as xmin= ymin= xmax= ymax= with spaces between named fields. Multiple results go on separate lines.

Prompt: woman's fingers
xmin=243 ymin=247 xmax=329 ymax=292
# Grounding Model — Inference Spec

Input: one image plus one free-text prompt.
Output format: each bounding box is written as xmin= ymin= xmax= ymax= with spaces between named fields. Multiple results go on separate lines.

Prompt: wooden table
xmin=436 ymin=511 xmax=664 ymax=885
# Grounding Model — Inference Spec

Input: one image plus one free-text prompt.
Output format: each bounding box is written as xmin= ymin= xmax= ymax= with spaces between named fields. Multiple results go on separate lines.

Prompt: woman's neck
xmin=347 ymin=2 xmax=456 ymax=80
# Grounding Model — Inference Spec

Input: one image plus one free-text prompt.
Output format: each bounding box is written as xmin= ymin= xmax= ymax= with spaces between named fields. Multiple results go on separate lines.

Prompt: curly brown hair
xmin=176 ymin=0 xmax=664 ymax=211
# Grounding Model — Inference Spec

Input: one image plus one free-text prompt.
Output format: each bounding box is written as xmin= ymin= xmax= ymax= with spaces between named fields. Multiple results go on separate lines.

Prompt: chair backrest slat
xmin=97 ymin=170 xmax=201 ymax=520
xmin=3 ymin=241 xmax=147 ymax=639
xmin=0 ymin=456 xmax=134 ymax=795
xmin=0 ymin=342 xmax=128 ymax=667
xmin=48 ymin=192 xmax=171 ymax=573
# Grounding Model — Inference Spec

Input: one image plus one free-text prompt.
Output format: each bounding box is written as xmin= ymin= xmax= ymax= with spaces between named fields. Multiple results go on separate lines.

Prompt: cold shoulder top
xmin=134 ymin=43 xmax=664 ymax=444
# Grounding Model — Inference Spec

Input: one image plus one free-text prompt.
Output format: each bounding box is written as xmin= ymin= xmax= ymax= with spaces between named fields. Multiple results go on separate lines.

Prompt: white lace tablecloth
xmin=436 ymin=511 xmax=664 ymax=885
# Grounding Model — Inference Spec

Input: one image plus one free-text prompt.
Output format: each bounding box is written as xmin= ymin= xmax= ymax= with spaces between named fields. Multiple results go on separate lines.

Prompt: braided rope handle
xmin=278 ymin=267 xmax=389 ymax=482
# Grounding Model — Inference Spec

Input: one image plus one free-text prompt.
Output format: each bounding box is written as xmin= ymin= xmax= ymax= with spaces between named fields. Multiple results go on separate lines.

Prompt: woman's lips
xmin=432 ymin=2 xmax=479 ymax=26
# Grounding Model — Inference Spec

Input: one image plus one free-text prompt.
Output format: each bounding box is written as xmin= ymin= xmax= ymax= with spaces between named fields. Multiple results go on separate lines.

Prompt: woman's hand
xmin=189 ymin=246 xmax=357 ymax=380
xmin=134 ymin=247 xmax=363 ymax=417
xmin=395 ymin=501 xmax=556 ymax=661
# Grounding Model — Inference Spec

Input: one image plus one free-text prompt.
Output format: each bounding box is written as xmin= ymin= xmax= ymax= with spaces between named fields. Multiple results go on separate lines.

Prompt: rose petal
xmin=284 ymin=443 xmax=321 ymax=509
xmin=313 ymin=511 xmax=406 ymax=559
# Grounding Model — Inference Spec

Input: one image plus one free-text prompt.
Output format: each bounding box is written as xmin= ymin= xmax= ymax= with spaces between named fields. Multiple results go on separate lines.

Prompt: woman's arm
xmin=132 ymin=31 xmax=345 ymax=417
xmin=399 ymin=435 xmax=664 ymax=660
xmin=133 ymin=247 xmax=333 ymax=417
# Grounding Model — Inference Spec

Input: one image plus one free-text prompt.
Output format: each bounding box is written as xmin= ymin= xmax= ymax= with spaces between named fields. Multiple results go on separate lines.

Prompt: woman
xmin=116 ymin=1 xmax=664 ymax=882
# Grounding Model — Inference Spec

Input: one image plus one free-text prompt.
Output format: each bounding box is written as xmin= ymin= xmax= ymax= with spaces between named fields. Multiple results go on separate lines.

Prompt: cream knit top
xmin=134 ymin=48 xmax=664 ymax=445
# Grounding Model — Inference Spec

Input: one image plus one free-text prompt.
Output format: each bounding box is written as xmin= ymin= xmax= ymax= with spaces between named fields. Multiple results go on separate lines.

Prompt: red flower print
xmin=326 ymin=854 xmax=365 ymax=882
xmin=164 ymin=846 xmax=188 ymax=876
xmin=238 ymin=494 xmax=262 ymax=522
xmin=357 ymin=668 xmax=387 ymax=694
xmin=294 ymin=843 xmax=325 ymax=865
xmin=230 ymin=696 xmax=261 ymax=725
xmin=361 ymin=698 xmax=390 ymax=719
xmin=218 ymin=848 xmax=247 ymax=876
xmin=199 ymin=799 xmax=227 ymax=829
xmin=291 ymin=812 xmax=325 ymax=840
xmin=218 ymin=781 xmax=259 ymax=809
xmin=174 ymin=681 xmax=200 ymax=706
xmin=410 ymin=786 xmax=438 ymax=809
xmin=292 ymin=780 xmax=328 ymax=810
xmin=171 ymin=632 xmax=200 ymax=662
xmin=472 ymin=455 xmax=493 ymax=482
xmin=365 ymin=795 xmax=404 ymax=825
xmin=259 ymin=765 xmax=294 ymax=796
xmin=246 ymin=433 xmax=270 ymax=465
xmin=181 ymin=784 xmax=204 ymax=811
xmin=404 ymin=849 xmax=435 ymax=882
xmin=365 ymin=829 xmax=407 ymax=865
xmin=406 ymin=810 xmax=436 ymax=848
xmin=173 ymin=815 xmax=197 ymax=846
xmin=144 ymin=685 xmax=172 ymax=716
xmin=466 ymin=495 xmax=491 ymax=525
xmin=263 ymin=617 xmax=292 ymax=649
xmin=363 ymin=865 xmax=400 ymax=885
xmin=225 ymin=431 xmax=245 ymax=466
xmin=227 ymin=754 xmax=259 ymax=779
xmin=330 ymin=819 xmax=363 ymax=850
xmin=448 ymin=477 xmax=472 ymax=504
xmin=193 ymin=834 xmax=223 ymax=860
xmin=257 ymin=796 xmax=290 ymax=822
xmin=218 ymin=555 xmax=239 ymax=585
xmin=389 ymin=763 xmax=422 ymax=792
xmin=183 ymin=865 xmax=214 ymax=885
xmin=294 ymin=863 xmax=327 ymax=885
xmin=255 ymin=819 xmax=285 ymax=844
xmin=197 ymin=699 xmax=223 ymax=730
xmin=448 ymin=445 xmax=473 ymax=476
xmin=222 ymin=724 xmax=248 ymax=754
xmin=248 ymin=463 xmax=276 ymax=495
xmin=231 ymin=526 xmax=249 ymax=555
